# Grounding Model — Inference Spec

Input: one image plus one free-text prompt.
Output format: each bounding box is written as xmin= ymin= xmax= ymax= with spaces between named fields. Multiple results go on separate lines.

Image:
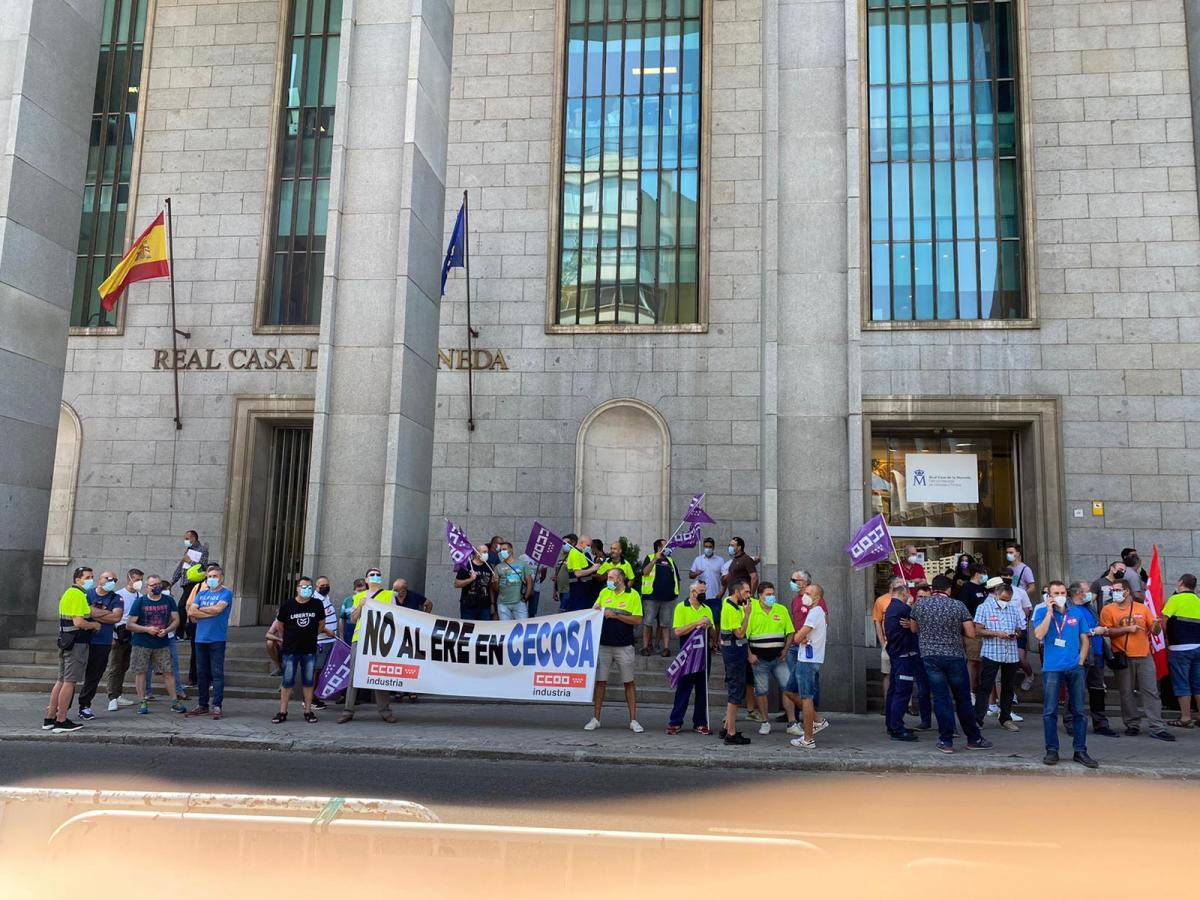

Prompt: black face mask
xmin=149 ymin=587 xmax=162 ymax=596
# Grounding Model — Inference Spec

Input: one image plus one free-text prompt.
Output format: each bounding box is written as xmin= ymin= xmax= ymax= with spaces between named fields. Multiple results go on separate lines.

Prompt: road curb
xmin=3 ymin=731 xmax=1195 ymax=780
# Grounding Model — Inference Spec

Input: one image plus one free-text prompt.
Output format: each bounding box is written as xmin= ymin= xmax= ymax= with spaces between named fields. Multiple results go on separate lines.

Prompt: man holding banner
xmin=585 ymin=569 xmax=644 ymax=733
xmin=667 ymin=582 xmax=716 ymax=735
xmin=338 ymin=567 xmax=400 ymax=725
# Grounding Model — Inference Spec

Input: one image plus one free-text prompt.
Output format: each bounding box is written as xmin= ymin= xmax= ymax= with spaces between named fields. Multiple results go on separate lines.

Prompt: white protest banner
xmin=905 ymin=452 xmax=979 ymax=503
xmin=352 ymin=601 xmax=604 ymax=703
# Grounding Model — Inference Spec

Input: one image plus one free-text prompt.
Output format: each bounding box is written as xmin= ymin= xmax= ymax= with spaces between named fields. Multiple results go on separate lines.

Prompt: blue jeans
xmin=282 ymin=653 xmax=316 ymax=689
xmin=1168 ymin=646 xmax=1200 ymax=697
xmin=194 ymin=641 xmax=226 ymax=708
xmin=921 ymin=655 xmax=982 ymax=746
xmin=751 ymin=655 xmax=790 ymax=696
xmin=529 ymin=592 xmax=540 ymax=618
xmin=460 ymin=604 xmax=491 ymax=621
xmin=1042 ymin=666 xmax=1087 ymax=754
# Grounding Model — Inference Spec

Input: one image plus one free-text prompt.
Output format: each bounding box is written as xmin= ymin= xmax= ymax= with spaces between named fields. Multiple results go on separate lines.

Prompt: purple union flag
xmin=843 ymin=513 xmax=894 ymax=570
xmin=445 ymin=519 xmax=475 ymax=567
xmin=524 ymin=521 xmax=565 ymax=567
xmin=666 ymin=628 xmax=707 ymax=689
xmin=315 ymin=639 xmax=352 ymax=700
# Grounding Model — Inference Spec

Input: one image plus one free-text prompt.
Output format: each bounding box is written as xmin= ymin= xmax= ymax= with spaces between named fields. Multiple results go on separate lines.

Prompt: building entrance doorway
xmin=254 ymin=425 xmax=312 ymax=624
xmin=870 ymin=428 xmax=1022 ymax=596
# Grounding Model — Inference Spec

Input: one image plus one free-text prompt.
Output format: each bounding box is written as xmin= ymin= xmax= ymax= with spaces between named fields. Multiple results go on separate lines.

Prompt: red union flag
xmin=1144 ymin=545 xmax=1168 ymax=679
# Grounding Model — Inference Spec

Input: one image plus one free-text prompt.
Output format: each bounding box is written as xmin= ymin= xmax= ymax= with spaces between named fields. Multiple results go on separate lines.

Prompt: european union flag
xmin=441 ymin=202 xmax=466 ymax=296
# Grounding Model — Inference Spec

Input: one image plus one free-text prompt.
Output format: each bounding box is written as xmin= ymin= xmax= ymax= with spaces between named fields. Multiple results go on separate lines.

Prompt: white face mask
xmin=1052 ymin=596 xmax=1067 ymax=609
xmin=995 ymin=598 xmax=1009 ymax=609
xmin=132 ymin=580 xmax=144 ymax=593
xmin=1111 ymin=591 xmax=1126 ymax=603
xmin=801 ymin=595 xmax=814 ymax=608
xmin=907 ymin=555 xmax=918 ymax=564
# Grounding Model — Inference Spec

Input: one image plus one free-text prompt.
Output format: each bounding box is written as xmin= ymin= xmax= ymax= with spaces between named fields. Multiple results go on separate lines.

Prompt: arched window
xmin=575 ymin=400 xmax=671 ymax=551
xmin=44 ymin=403 xmax=83 ymax=565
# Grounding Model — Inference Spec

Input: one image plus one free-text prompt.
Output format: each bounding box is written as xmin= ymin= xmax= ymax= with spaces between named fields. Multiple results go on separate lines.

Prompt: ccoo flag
xmin=440 ymin=202 xmax=466 ymax=295
xmin=666 ymin=628 xmax=707 ymax=690
xmin=524 ymin=521 xmax=565 ymax=567
xmin=667 ymin=522 xmax=702 ymax=551
xmin=683 ymin=493 xmax=716 ymax=525
xmin=445 ymin=519 xmax=476 ymax=567
xmin=97 ymin=211 xmax=170 ymax=311
xmin=844 ymin=513 xmax=894 ymax=569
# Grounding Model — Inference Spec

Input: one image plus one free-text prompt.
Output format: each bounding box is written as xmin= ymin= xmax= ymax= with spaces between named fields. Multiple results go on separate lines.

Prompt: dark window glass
xmin=556 ymin=1 xmax=701 ymax=325
xmin=71 ymin=0 xmax=148 ymax=328
xmin=263 ymin=0 xmax=341 ymax=327
xmin=866 ymin=0 xmax=1024 ymax=322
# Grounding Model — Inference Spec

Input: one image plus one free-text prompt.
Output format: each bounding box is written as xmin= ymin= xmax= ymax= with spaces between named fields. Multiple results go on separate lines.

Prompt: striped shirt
xmin=318 ymin=594 xmax=337 ymax=645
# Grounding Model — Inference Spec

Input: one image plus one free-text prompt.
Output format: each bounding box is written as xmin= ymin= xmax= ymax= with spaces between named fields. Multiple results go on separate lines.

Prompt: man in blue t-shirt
xmin=186 ymin=564 xmax=233 ymax=719
xmin=77 ymin=570 xmax=125 ymax=720
xmin=1032 ymin=580 xmax=1098 ymax=768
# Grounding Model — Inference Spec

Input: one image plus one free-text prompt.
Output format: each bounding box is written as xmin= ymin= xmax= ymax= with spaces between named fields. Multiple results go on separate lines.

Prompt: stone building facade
xmin=0 ymin=0 xmax=1196 ymax=710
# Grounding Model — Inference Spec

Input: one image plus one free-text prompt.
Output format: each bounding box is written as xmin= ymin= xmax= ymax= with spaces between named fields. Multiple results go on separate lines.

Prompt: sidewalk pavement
xmin=2 ymin=692 xmax=1197 ymax=779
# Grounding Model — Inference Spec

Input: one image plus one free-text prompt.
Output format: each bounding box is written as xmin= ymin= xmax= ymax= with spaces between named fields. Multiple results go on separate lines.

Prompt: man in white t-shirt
xmin=787 ymin=582 xmax=829 ymax=750
xmin=688 ymin=538 xmax=726 ymax=624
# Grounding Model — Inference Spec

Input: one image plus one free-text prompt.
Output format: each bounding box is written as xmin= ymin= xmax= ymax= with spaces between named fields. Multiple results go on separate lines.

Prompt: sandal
xmin=1166 ymin=719 xmax=1196 ymax=728
xmin=271 ymin=712 xmax=287 ymax=724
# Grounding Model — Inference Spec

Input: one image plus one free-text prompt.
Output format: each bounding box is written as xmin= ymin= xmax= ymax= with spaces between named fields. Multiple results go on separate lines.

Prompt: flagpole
xmin=882 ymin=516 xmax=909 ymax=585
xmin=164 ymin=197 xmax=188 ymax=430
xmin=463 ymin=190 xmax=476 ymax=433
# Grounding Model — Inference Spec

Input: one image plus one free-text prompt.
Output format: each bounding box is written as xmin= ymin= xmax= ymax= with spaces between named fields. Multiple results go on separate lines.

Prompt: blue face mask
xmin=703 ymin=548 xmax=714 ymax=558
xmin=299 ymin=585 xmax=314 ymax=598
xmin=606 ymin=580 xmax=617 ymax=591
xmin=762 ymin=595 xmax=776 ymax=607
xmin=206 ymin=576 xmax=220 ymax=589
xmin=184 ymin=539 xmax=192 ymax=548
xmin=82 ymin=578 xmax=95 ymax=591
xmin=789 ymin=580 xmax=799 ymax=593
xmin=727 ymin=545 xmax=736 ymax=556
xmin=663 ymin=547 xmax=673 ymax=557
xmin=367 ymin=574 xmax=382 ymax=585
xmin=103 ymin=579 xmax=118 ymax=592
xmin=499 ymin=549 xmax=510 ymax=561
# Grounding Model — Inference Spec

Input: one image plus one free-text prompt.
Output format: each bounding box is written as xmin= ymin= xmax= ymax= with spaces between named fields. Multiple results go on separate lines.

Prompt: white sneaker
xmin=1020 ymin=676 xmax=1034 ymax=692
xmin=790 ymin=737 xmax=816 ymax=749
xmin=987 ymin=704 xmax=1000 ymax=716
xmin=107 ymin=699 xmax=119 ymax=712
xmin=629 ymin=720 xmax=644 ymax=734
xmin=115 ymin=696 xmax=133 ymax=707
xmin=583 ymin=717 xmax=600 ymax=731
xmin=812 ymin=718 xmax=830 ymax=736
xmin=786 ymin=723 xmax=803 ymax=737
xmin=758 ymin=722 xmax=771 ymax=736
xmin=1010 ymin=711 xmax=1024 ymax=723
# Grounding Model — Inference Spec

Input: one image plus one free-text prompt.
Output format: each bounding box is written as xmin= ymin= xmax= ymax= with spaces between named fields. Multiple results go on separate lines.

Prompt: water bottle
xmin=805 ymin=644 xmax=813 ymax=660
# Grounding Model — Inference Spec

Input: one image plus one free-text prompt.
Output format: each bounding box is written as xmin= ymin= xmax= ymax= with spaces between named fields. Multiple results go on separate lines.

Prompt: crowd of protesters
xmin=46 ymin=530 xmax=1200 ymax=771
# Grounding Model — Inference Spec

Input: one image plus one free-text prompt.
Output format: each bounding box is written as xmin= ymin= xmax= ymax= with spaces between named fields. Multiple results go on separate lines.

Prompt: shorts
xmin=131 ymin=645 xmax=172 ymax=675
xmin=964 ymin=635 xmax=983 ymax=661
xmin=597 ymin=645 xmax=636 ymax=683
xmin=282 ymin=652 xmax=317 ymax=689
xmin=1016 ymin=630 xmax=1028 ymax=651
xmin=721 ymin=642 xmax=748 ymax=705
xmin=57 ymin=642 xmax=88 ymax=683
xmin=1168 ymin=646 xmax=1200 ymax=696
xmin=751 ymin=654 xmax=790 ymax=697
xmin=792 ymin=662 xmax=821 ymax=700
xmin=642 ymin=598 xmax=673 ymax=630
xmin=880 ymin=646 xmax=891 ymax=675
xmin=316 ymin=641 xmax=333 ymax=671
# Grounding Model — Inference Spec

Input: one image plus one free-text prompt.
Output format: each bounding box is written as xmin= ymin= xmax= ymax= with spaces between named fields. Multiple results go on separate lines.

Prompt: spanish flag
xmin=97 ymin=211 xmax=170 ymax=311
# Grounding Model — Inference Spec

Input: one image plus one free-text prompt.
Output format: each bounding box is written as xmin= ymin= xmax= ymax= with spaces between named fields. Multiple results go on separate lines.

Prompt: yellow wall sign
xmin=1092 ymin=501 xmax=1104 ymax=516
